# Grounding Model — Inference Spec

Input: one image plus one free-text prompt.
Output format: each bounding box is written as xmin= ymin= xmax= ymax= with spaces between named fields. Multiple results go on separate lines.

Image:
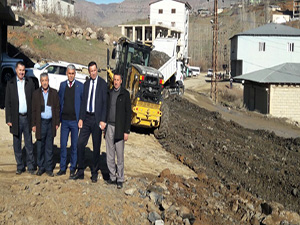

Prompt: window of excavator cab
xmin=118 ymin=46 xmax=126 ymax=73
xmin=128 ymin=47 xmax=149 ymax=66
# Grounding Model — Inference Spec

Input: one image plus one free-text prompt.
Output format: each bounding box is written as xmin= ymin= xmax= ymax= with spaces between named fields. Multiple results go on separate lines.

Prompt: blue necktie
xmin=89 ymin=79 xmax=94 ymax=112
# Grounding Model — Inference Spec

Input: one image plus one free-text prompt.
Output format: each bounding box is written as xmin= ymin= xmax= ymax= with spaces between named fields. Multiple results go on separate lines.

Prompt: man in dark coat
xmin=57 ymin=64 xmax=83 ymax=178
xmin=72 ymin=61 xmax=107 ymax=183
xmin=32 ymin=73 xmax=60 ymax=177
xmin=105 ymin=74 xmax=131 ymax=189
xmin=5 ymin=61 xmax=36 ymax=175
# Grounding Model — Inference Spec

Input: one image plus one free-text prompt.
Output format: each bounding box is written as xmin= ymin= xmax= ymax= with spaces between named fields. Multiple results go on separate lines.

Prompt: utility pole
xmin=265 ymin=0 xmax=270 ymax=23
xmin=211 ymin=0 xmax=218 ymax=102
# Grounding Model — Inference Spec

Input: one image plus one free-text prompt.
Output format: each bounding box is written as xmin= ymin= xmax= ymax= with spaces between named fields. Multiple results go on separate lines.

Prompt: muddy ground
xmin=160 ymin=95 xmax=300 ymax=213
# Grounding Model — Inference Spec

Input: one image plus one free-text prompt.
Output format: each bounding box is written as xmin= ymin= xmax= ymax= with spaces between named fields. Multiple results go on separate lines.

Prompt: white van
xmin=189 ymin=66 xmax=200 ymax=77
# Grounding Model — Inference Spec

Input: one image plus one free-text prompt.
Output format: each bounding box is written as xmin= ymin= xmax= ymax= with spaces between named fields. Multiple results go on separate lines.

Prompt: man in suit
xmin=105 ymin=74 xmax=131 ymax=189
xmin=32 ymin=73 xmax=60 ymax=177
xmin=57 ymin=64 xmax=83 ymax=178
xmin=5 ymin=61 xmax=36 ymax=175
xmin=72 ymin=61 xmax=107 ymax=183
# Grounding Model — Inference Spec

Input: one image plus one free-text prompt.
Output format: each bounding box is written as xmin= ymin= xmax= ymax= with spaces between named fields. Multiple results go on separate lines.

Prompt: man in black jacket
xmin=105 ymin=74 xmax=131 ymax=189
xmin=5 ymin=61 xmax=36 ymax=175
xmin=72 ymin=61 xmax=107 ymax=183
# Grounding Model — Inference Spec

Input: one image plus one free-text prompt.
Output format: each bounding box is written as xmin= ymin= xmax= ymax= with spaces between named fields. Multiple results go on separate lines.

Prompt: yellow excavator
xmin=106 ymin=37 xmax=168 ymax=138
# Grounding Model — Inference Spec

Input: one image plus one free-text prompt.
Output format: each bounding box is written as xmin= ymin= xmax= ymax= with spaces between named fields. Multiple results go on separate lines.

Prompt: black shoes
xmin=91 ymin=175 xmax=98 ymax=183
xmin=117 ymin=182 xmax=123 ymax=189
xmin=56 ymin=170 xmax=66 ymax=176
xmin=105 ymin=179 xmax=123 ymax=188
xmin=69 ymin=170 xmax=75 ymax=179
xmin=71 ymin=171 xmax=84 ymax=180
xmin=36 ymin=169 xmax=45 ymax=176
xmin=46 ymin=171 xmax=54 ymax=177
xmin=16 ymin=169 xmax=25 ymax=175
xmin=105 ymin=179 xmax=116 ymax=185
xmin=28 ymin=170 xmax=36 ymax=175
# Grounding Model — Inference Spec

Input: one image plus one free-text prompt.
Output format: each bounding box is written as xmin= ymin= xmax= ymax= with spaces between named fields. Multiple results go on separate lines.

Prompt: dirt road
xmin=184 ymin=75 xmax=300 ymax=139
xmin=1 ymin=75 xmax=300 ymax=224
xmin=0 ymin=109 xmax=196 ymax=224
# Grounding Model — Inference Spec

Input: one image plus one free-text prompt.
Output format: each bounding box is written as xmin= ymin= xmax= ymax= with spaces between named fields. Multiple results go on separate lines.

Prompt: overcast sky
xmin=86 ymin=0 xmax=123 ymax=4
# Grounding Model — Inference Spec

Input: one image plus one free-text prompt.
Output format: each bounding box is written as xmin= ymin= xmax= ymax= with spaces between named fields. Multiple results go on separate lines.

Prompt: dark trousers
xmin=77 ymin=113 xmax=102 ymax=176
xmin=37 ymin=119 xmax=53 ymax=172
xmin=60 ymin=120 xmax=78 ymax=172
xmin=13 ymin=115 xmax=35 ymax=171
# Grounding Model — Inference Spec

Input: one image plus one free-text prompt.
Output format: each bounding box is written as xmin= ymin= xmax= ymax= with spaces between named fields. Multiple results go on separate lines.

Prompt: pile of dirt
xmin=150 ymin=50 xmax=170 ymax=70
xmin=159 ymin=96 xmax=300 ymax=214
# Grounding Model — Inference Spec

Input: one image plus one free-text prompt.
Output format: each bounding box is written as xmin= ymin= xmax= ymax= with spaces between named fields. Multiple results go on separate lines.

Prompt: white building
xmin=236 ymin=63 xmax=300 ymax=123
xmin=230 ymin=23 xmax=300 ymax=77
xmin=149 ymin=0 xmax=191 ymax=59
xmin=35 ymin=0 xmax=75 ymax=17
xmin=272 ymin=14 xmax=291 ymax=24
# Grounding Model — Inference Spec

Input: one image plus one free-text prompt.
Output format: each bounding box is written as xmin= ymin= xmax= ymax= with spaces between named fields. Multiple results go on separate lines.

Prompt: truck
xmin=152 ymin=38 xmax=185 ymax=96
xmin=189 ymin=66 xmax=200 ymax=77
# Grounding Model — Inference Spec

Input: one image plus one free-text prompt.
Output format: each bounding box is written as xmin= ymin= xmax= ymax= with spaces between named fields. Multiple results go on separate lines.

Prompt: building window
xmin=259 ymin=42 xmax=265 ymax=52
xmin=159 ymin=9 xmax=163 ymax=14
xmin=171 ymin=22 xmax=175 ymax=27
xmin=158 ymin=22 xmax=162 ymax=25
xmin=288 ymin=42 xmax=294 ymax=52
xmin=171 ymin=8 xmax=176 ymax=14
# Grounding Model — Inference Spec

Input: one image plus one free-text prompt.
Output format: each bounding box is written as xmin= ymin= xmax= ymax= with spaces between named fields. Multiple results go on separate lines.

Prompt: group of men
xmin=5 ymin=61 xmax=131 ymax=189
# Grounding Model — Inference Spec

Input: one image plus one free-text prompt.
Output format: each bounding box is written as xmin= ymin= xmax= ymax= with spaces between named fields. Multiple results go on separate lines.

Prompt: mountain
xmin=75 ymin=0 xmax=237 ymax=27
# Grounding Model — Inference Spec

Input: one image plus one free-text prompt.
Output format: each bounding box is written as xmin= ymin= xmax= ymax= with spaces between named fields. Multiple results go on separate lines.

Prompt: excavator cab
xmin=111 ymin=37 xmax=151 ymax=86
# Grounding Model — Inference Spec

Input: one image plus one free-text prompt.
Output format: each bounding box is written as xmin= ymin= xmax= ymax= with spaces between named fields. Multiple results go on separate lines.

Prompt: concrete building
xmin=269 ymin=5 xmax=281 ymax=12
xmin=249 ymin=0 xmax=262 ymax=5
xmin=35 ymin=0 xmax=75 ymax=17
xmin=236 ymin=63 xmax=300 ymax=122
xmin=149 ymin=0 xmax=191 ymax=59
xmin=293 ymin=0 xmax=300 ymax=18
xmin=272 ymin=14 xmax=291 ymax=24
xmin=230 ymin=23 xmax=300 ymax=77
xmin=118 ymin=24 xmax=182 ymax=47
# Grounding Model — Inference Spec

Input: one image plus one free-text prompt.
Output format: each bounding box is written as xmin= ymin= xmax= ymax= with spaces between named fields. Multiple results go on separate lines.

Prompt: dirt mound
xmin=159 ymin=96 xmax=300 ymax=214
xmin=150 ymin=50 xmax=170 ymax=70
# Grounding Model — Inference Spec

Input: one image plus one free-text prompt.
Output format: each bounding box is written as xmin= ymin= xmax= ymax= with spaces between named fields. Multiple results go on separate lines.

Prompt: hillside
xmin=7 ymin=11 xmax=121 ymax=69
xmin=188 ymin=0 xmax=299 ymax=70
xmin=75 ymin=0 xmax=238 ymax=27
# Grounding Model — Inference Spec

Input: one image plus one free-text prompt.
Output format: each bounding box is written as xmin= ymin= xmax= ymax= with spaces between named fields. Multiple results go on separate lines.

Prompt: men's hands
xmin=124 ymin=133 xmax=129 ymax=141
xmin=56 ymin=125 xmax=59 ymax=130
xmin=7 ymin=122 xmax=12 ymax=127
xmin=32 ymin=126 xmax=36 ymax=132
xmin=78 ymin=119 xmax=83 ymax=129
xmin=100 ymin=121 xmax=106 ymax=131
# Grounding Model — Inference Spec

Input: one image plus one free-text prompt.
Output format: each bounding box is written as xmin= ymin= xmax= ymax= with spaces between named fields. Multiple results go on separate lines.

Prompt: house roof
xmin=149 ymin=0 xmax=192 ymax=10
xmin=235 ymin=63 xmax=300 ymax=84
xmin=230 ymin=23 xmax=300 ymax=39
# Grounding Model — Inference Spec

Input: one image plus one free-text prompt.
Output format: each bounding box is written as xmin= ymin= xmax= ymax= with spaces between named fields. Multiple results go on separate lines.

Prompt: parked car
xmin=206 ymin=69 xmax=213 ymax=77
xmin=26 ymin=61 xmax=89 ymax=90
xmin=0 ymin=53 xmax=38 ymax=108
xmin=189 ymin=66 xmax=200 ymax=77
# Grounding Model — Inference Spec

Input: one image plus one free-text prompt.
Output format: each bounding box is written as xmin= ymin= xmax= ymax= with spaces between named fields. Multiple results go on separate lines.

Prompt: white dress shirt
xmin=86 ymin=76 xmax=98 ymax=113
xmin=17 ymin=77 xmax=27 ymax=114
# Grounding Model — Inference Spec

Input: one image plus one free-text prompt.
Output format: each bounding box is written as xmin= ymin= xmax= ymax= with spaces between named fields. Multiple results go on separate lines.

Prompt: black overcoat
xmin=5 ymin=76 xmax=36 ymax=135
